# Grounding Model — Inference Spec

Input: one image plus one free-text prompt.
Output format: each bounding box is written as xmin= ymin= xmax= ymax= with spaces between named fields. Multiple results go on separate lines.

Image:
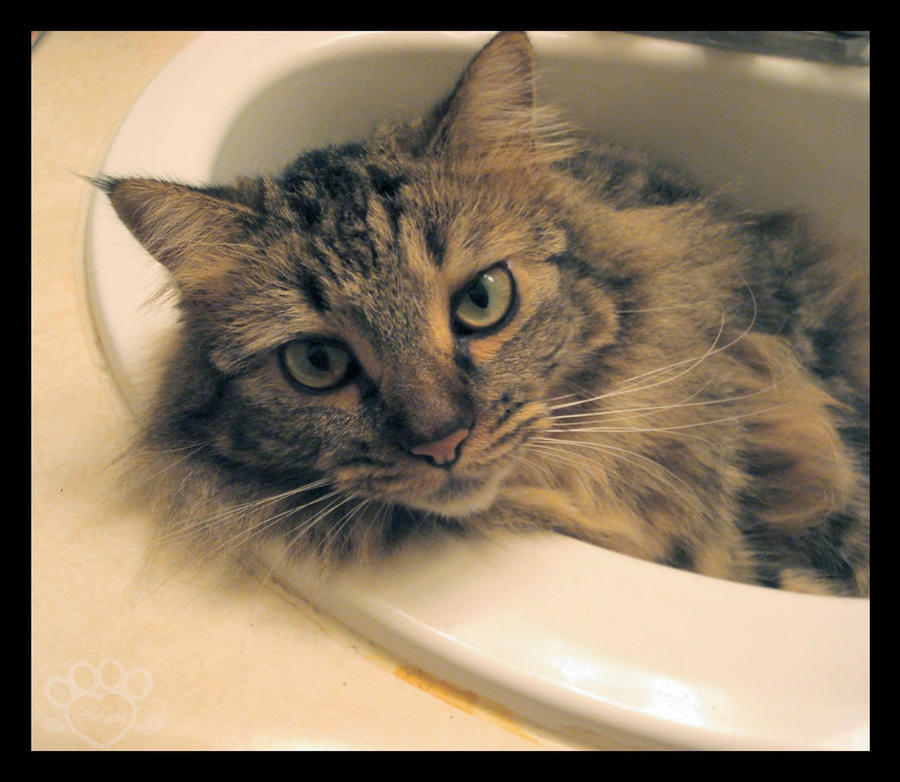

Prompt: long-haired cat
xmin=101 ymin=32 xmax=869 ymax=596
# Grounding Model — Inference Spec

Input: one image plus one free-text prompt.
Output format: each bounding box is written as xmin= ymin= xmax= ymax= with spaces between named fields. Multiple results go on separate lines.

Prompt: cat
xmin=100 ymin=31 xmax=869 ymax=596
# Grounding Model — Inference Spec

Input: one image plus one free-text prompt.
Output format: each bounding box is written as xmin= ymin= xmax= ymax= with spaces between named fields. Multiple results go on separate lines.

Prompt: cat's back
xmin=560 ymin=139 xmax=868 ymax=398
xmin=558 ymin=140 xmax=706 ymax=211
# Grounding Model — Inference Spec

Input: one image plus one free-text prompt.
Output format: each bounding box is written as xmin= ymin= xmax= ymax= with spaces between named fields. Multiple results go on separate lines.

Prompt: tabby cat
xmin=102 ymin=32 xmax=869 ymax=596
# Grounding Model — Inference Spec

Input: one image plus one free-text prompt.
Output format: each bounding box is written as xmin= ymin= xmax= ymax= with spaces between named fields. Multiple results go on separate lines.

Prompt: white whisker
xmin=199 ymin=490 xmax=346 ymax=569
xmin=286 ymin=492 xmax=359 ymax=549
xmin=550 ymin=305 xmax=728 ymax=412
xmin=548 ymin=404 xmax=786 ymax=435
xmin=549 ymin=381 xmax=780 ymax=422
xmin=116 ymin=444 xmax=208 ymax=492
xmin=157 ymin=478 xmax=334 ymax=542
xmin=319 ymin=497 xmax=370 ymax=555
xmin=532 ymin=436 xmax=706 ymax=517
xmin=551 ymin=274 xmax=759 ymax=414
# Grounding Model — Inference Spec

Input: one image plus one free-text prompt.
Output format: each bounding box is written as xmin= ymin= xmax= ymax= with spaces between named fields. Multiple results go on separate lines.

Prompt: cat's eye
xmin=280 ymin=339 xmax=354 ymax=392
xmin=453 ymin=264 xmax=516 ymax=334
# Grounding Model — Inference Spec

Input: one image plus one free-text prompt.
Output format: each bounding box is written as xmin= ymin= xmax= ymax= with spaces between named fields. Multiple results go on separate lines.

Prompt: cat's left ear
xmin=101 ymin=177 xmax=263 ymax=302
xmin=427 ymin=31 xmax=564 ymax=167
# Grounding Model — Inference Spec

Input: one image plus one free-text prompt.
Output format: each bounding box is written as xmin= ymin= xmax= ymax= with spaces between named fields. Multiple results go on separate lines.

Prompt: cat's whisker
xmin=547 ymin=404 xmax=786 ymax=435
xmin=525 ymin=441 xmax=600 ymax=478
xmin=614 ymin=303 xmax=708 ymax=314
xmin=548 ymin=376 xmax=779 ymax=422
xmin=512 ymin=449 xmax=560 ymax=485
xmin=547 ymin=307 xmax=728 ymax=413
xmin=677 ymin=374 xmax=717 ymax=404
xmin=114 ymin=443 xmax=209 ymax=493
xmin=544 ymin=425 xmax=718 ymax=448
xmin=285 ymin=493 xmax=360 ymax=549
xmin=156 ymin=478 xmax=335 ymax=543
xmin=531 ymin=436 xmax=707 ymax=518
xmin=205 ymin=495 xmax=345 ymax=568
xmin=130 ymin=485 xmax=352 ymax=599
xmin=192 ymin=490 xmax=351 ymax=572
xmin=552 ymin=277 xmax=759 ymax=414
xmin=252 ymin=495 xmax=372 ymax=583
xmin=549 ymin=394 xmax=787 ymax=433
xmin=156 ymin=484 xmax=339 ymax=561
xmin=365 ymin=500 xmax=395 ymax=547
xmin=317 ymin=496 xmax=371 ymax=557
xmin=607 ymin=305 xmax=730 ymax=395
xmin=543 ymin=391 xmax=582 ymax=404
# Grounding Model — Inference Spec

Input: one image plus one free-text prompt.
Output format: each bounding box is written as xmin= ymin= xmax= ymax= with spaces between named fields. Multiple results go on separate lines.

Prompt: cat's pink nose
xmin=410 ymin=428 xmax=469 ymax=467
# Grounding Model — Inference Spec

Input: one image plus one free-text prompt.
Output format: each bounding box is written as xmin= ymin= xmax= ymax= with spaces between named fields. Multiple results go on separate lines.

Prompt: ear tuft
xmin=427 ymin=31 xmax=571 ymax=167
xmin=104 ymin=177 xmax=262 ymax=300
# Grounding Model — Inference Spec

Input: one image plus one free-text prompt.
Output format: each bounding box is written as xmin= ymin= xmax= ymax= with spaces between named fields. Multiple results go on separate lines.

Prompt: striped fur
xmin=105 ymin=32 xmax=868 ymax=595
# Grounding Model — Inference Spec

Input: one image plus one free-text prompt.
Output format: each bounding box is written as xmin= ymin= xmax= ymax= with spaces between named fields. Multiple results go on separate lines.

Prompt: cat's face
xmin=198 ymin=156 xmax=614 ymax=517
xmin=105 ymin=31 xmax=620 ymax=526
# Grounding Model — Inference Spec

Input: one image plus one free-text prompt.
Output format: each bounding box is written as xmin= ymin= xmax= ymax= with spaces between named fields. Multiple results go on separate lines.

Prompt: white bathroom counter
xmin=31 ymin=31 xmax=582 ymax=750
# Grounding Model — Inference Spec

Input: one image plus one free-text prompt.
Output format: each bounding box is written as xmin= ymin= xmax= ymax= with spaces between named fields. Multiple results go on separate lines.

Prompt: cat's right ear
xmin=99 ymin=177 xmax=262 ymax=301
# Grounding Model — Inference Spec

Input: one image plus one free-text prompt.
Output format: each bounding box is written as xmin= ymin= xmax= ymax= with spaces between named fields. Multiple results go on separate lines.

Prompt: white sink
xmin=85 ymin=31 xmax=869 ymax=749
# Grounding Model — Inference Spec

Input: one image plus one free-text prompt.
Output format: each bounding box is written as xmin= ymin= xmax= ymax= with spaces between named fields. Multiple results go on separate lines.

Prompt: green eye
xmin=454 ymin=265 xmax=515 ymax=333
xmin=281 ymin=339 xmax=353 ymax=392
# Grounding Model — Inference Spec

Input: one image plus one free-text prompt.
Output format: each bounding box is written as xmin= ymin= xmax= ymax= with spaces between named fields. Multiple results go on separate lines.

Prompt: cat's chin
xmin=398 ymin=469 xmax=509 ymax=519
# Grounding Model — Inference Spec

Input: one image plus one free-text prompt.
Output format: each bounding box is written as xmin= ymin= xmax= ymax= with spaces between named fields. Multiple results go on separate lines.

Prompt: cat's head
xmin=103 ymin=32 xmax=620 ymax=531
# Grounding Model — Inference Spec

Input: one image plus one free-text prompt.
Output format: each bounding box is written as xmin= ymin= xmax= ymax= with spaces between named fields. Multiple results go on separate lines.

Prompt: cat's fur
xmin=103 ymin=32 xmax=869 ymax=596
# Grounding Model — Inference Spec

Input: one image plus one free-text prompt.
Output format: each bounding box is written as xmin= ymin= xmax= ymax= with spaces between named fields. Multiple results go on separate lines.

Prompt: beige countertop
xmin=31 ymin=31 xmax=585 ymax=751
